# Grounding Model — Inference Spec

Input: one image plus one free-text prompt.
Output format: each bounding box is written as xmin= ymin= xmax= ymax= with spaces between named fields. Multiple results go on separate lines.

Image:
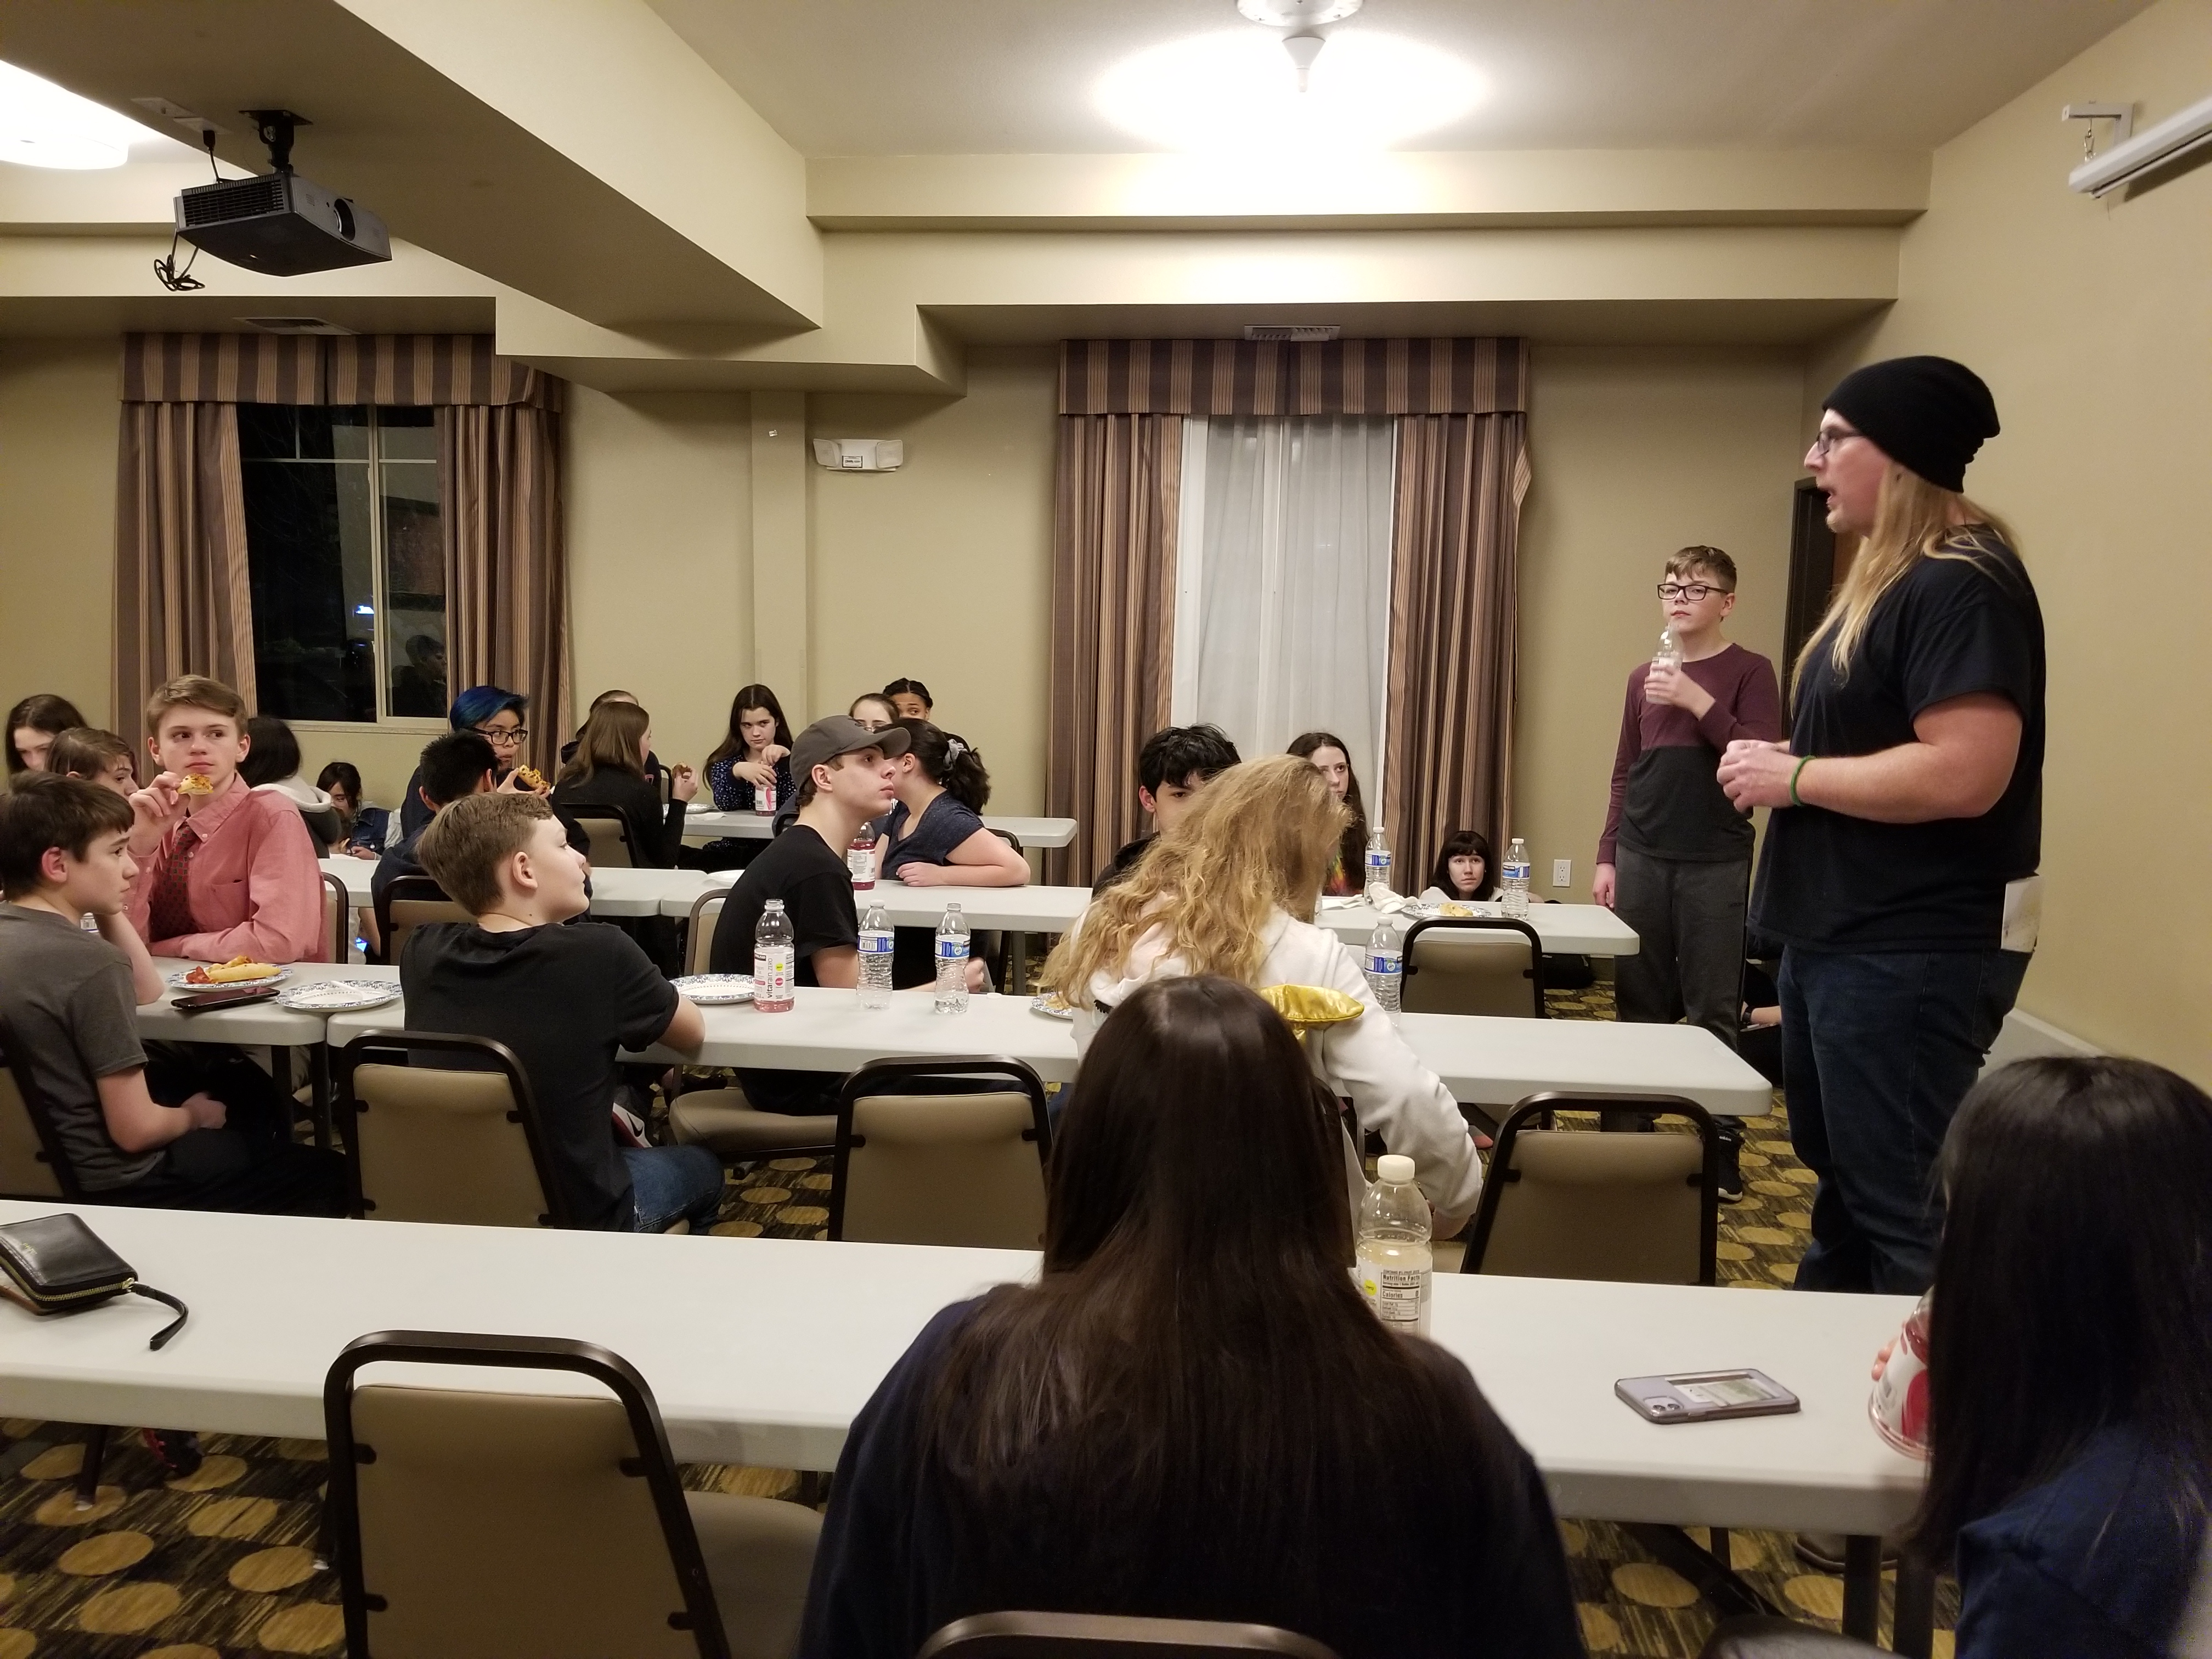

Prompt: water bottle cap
xmin=1376 ymin=1154 xmax=1416 ymax=1185
xmin=764 ymin=899 xmax=784 ymax=911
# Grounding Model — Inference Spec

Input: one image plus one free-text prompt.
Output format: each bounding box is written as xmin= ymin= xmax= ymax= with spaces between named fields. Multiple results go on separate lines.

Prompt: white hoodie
xmin=1071 ymin=907 xmax=1485 ymax=1231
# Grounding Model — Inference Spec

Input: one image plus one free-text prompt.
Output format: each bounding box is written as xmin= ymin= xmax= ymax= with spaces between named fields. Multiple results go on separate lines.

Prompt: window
xmin=239 ymin=405 xmax=445 ymax=724
xmin=1171 ymin=415 xmax=1398 ymax=786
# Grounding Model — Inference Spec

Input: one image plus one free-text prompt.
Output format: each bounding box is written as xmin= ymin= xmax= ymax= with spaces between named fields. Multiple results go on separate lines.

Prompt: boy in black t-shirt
xmin=710 ymin=715 xmax=909 ymax=1113
xmin=404 ymin=792 xmax=723 ymax=1233
xmin=1092 ymin=724 xmax=1242 ymax=895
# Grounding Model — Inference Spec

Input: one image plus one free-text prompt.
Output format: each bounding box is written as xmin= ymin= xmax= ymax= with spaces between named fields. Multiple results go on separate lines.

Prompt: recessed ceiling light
xmin=1097 ymin=29 xmax=1483 ymax=153
xmin=0 ymin=60 xmax=153 ymax=170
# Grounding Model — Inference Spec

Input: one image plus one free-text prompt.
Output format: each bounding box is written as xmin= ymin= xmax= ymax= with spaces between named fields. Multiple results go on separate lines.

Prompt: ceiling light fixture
xmin=1097 ymin=14 xmax=1482 ymax=153
xmin=0 ymin=60 xmax=155 ymax=170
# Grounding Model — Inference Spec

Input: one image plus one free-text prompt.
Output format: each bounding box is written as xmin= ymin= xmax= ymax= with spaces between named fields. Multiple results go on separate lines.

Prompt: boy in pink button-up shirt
xmin=123 ymin=676 xmax=324 ymax=964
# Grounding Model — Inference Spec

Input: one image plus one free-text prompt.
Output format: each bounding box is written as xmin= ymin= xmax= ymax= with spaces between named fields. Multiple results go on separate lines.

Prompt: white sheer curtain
xmin=1172 ymin=415 xmax=1398 ymax=786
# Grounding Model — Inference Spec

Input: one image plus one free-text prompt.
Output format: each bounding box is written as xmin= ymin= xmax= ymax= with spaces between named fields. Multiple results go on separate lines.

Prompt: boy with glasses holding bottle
xmin=1594 ymin=549 xmax=1781 ymax=1184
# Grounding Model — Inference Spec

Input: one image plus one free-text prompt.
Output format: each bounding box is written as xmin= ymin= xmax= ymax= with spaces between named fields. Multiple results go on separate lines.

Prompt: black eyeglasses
xmin=1809 ymin=428 xmax=1865 ymax=459
xmin=475 ymin=724 xmax=528 ymax=745
xmin=1657 ymin=583 xmax=1731 ymax=602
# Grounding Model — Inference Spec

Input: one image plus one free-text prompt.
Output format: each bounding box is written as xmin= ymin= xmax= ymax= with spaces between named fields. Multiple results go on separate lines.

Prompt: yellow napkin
xmin=1257 ymin=984 xmax=1364 ymax=1042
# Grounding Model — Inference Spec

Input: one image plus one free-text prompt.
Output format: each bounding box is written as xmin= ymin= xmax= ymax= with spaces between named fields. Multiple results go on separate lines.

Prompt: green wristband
xmin=1788 ymin=756 xmax=1812 ymax=808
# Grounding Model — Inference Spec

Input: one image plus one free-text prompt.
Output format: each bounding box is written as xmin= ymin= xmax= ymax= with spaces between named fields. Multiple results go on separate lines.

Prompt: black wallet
xmin=0 ymin=1214 xmax=189 ymax=1350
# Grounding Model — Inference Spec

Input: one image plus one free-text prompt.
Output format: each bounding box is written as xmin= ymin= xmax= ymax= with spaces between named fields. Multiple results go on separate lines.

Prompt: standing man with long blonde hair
xmin=1719 ymin=357 xmax=2042 ymax=1297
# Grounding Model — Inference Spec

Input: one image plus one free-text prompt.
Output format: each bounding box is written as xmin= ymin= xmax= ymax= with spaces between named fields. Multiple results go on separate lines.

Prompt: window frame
xmin=238 ymin=404 xmax=449 ymax=731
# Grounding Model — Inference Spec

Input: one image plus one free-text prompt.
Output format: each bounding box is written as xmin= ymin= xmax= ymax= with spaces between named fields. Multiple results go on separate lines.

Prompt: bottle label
xmin=755 ymin=945 xmax=794 ymax=1005
xmin=936 ymin=936 xmax=966 ymax=962
xmin=860 ymin=932 xmax=893 ymax=956
xmin=757 ymin=782 xmax=775 ymax=815
xmin=1364 ymin=850 xmax=1391 ymax=876
xmin=847 ymin=845 xmax=873 ymax=884
xmin=1358 ymin=1264 xmax=1429 ymax=1325
xmin=1504 ymin=860 xmax=1531 ymax=882
xmin=1365 ymin=949 xmax=1403 ymax=976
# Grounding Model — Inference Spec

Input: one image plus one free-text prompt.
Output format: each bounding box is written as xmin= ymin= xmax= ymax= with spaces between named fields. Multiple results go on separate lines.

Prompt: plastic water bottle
xmin=755 ymin=772 xmax=777 ymax=817
xmin=1502 ymin=836 xmax=1532 ymax=918
xmin=1357 ymin=1153 xmax=1432 ymax=1335
xmin=857 ymin=899 xmax=893 ymax=1010
xmin=1652 ymin=625 xmax=1681 ymax=674
xmin=1363 ymin=825 xmax=1393 ymax=901
xmin=848 ymin=831 xmax=876 ymax=889
xmin=1364 ymin=916 xmax=1403 ymax=1023
xmin=753 ymin=899 xmax=795 ymax=1012
xmin=934 ymin=902 xmax=970 ymax=1013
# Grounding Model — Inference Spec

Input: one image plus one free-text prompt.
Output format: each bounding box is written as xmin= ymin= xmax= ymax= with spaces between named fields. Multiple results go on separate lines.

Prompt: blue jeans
xmin=621 ymin=1144 xmax=725 ymax=1234
xmin=1779 ymin=946 xmax=2029 ymax=1294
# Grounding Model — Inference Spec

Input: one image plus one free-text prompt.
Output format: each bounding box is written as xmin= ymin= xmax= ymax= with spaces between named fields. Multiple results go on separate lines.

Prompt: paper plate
xmin=672 ymin=974 xmax=758 ymax=1006
xmin=275 ymin=979 xmax=400 ymax=1012
xmin=167 ymin=965 xmax=290 ymax=990
xmin=1029 ymin=993 xmax=1075 ymax=1020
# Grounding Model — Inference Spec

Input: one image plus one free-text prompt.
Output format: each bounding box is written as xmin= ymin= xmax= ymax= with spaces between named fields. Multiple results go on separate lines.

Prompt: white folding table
xmin=667 ymin=875 xmax=1091 ymax=934
xmin=322 ymin=857 xmax=696 ymax=922
xmin=0 ymin=1200 xmax=1921 ymax=1643
xmin=324 ymin=986 xmax=1771 ymax=1116
xmin=1318 ymin=898 xmax=1640 ymax=958
xmin=681 ymin=811 xmax=1077 ymax=850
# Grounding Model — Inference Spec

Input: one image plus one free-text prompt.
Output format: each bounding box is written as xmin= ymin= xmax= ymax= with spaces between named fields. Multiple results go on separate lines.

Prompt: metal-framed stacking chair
xmin=1399 ymin=917 xmax=1547 ymax=1019
xmin=1460 ymin=1092 xmax=1721 ymax=1284
xmin=828 ymin=1056 xmax=1051 ymax=1247
xmin=918 ymin=1612 xmax=1337 ymax=1659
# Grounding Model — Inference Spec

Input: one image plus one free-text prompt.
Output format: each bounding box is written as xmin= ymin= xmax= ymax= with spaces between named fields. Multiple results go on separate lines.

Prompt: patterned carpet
xmin=0 ymin=981 xmax=1954 ymax=1657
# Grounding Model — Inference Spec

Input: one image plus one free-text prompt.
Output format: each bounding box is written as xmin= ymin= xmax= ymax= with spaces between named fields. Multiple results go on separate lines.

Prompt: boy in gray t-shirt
xmin=0 ymin=775 xmax=343 ymax=1215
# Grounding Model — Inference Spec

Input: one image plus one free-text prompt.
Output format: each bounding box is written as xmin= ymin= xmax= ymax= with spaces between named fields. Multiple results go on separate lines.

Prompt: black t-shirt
xmin=709 ymin=823 xmax=858 ymax=982
xmin=1752 ymin=537 xmax=2044 ymax=951
xmin=1092 ymin=834 xmax=1154 ymax=896
xmin=400 ymin=919 xmax=677 ymax=1229
xmin=799 ymin=1296 xmax=1584 ymax=1659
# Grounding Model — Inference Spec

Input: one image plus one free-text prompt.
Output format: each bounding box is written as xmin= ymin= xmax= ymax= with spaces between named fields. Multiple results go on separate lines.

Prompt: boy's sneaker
xmin=142 ymin=1427 xmax=204 ymax=1482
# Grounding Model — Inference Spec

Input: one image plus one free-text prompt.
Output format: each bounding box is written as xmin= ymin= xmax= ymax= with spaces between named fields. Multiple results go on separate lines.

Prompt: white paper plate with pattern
xmin=166 ymin=964 xmax=291 ymax=990
xmin=275 ymin=979 xmax=400 ymax=1012
xmin=672 ymin=974 xmax=757 ymax=1006
xmin=1029 ymin=992 xmax=1075 ymax=1020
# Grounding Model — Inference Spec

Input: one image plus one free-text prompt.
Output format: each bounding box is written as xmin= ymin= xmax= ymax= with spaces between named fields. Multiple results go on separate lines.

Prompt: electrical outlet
xmin=1552 ymin=857 xmax=1573 ymax=889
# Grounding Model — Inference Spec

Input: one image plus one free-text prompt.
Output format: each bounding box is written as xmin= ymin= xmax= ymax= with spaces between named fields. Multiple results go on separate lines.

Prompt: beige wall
xmin=1802 ymin=0 xmax=2212 ymax=1082
xmin=805 ymin=346 xmax=1059 ymax=813
xmin=1513 ymin=345 xmax=1808 ymax=898
xmin=566 ymin=387 xmax=754 ymax=783
xmin=0 ymin=337 xmax=118 ymax=735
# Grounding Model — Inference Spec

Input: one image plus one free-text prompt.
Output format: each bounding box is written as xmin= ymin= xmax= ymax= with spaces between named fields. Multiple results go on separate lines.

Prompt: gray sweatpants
xmin=1613 ymin=847 xmax=1749 ymax=1049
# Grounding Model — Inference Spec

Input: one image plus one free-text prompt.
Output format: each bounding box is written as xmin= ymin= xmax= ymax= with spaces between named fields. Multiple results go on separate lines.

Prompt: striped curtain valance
xmin=122 ymin=333 xmax=562 ymax=411
xmin=1059 ymin=337 xmax=1526 ymax=417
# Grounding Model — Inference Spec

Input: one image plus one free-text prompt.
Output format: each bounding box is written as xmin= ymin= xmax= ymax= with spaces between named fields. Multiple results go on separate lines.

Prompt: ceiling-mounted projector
xmin=173 ymin=109 xmax=389 ymax=277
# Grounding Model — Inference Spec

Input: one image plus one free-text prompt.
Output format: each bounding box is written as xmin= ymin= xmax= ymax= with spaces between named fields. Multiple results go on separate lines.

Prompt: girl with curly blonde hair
xmin=1046 ymin=755 xmax=1483 ymax=1232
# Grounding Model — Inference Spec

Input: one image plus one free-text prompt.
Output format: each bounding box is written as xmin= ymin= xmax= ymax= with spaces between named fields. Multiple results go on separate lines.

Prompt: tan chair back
xmin=919 ymin=1611 xmax=1338 ymax=1659
xmin=327 ymin=1333 xmax=728 ymax=1659
xmin=1463 ymin=1093 xmax=1718 ymax=1284
xmin=571 ymin=811 xmax=635 ymax=869
xmin=340 ymin=1033 xmax=567 ymax=1227
xmin=387 ymin=897 xmax=472 ymax=965
xmin=0 ymin=1040 xmax=69 ymax=1200
xmin=322 ymin=870 xmax=351 ymax=963
xmin=1401 ymin=919 xmax=1544 ymax=1019
xmin=832 ymin=1059 xmax=1049 ymax=1248
xmin=687 ymin=890 xmax=726 ymax=976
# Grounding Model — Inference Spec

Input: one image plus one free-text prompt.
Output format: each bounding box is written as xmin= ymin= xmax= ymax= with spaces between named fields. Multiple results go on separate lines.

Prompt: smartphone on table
xmin=172 ymin=985 xmax=281 ymax=1014
xmin=1616 ymin=1369 xmax=1800 ymax=1423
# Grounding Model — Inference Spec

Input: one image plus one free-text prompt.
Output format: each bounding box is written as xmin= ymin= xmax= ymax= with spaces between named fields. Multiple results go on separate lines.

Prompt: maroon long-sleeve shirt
xmin=1598 ymin=642 xmax=1782 ymax=865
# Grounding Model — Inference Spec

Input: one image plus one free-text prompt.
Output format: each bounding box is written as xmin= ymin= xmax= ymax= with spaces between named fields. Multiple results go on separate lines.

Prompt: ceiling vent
xmin=1243 ymin=324 xmax=1341 ymax=342
xmin=238 ymin=317 xmax=357 ymax=335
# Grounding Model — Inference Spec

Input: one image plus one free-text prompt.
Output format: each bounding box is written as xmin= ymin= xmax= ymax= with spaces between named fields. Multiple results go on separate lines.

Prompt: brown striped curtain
xmin=1047 ymin=414 xmax=1183 ymax=884
xmin=1381 ymin=413 xmax=1532 ymax=894
xmin=117 ymin=334 xmax=566 ymax=747
xmin=1053 ymin=337 xmax=1529 ymax=888
xmin=113 ymin=403 xmax=257 ymax=731
xmin=441 ymin=405 xmax=571 ymax=779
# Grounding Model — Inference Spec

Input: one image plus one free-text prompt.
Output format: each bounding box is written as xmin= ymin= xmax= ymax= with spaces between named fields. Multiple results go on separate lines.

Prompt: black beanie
xmin=1822 ymin=356 xmax=2000 ymax=492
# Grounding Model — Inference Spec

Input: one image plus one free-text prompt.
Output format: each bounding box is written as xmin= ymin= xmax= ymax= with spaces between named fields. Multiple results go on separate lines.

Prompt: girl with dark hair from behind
xmin=875 ymin=719 xmax=1025 ymax=990
xmin=1422 ymin=828 xmax=1497 ymax=903
xmin=7 ymin=693 xmax=87 ymax=778
xmin=1287 ymin=730 xmax=1369 ymax=897
xmin=1904 ymin=1056 xmax=2212 ymax=1658
xmin=550 ymin=699 xmax=697 ymax=868
xmin=798 ymin=974 xmax=1582 ymax=1659
xmin=239 ymin=715 xmax=346 ymax=850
